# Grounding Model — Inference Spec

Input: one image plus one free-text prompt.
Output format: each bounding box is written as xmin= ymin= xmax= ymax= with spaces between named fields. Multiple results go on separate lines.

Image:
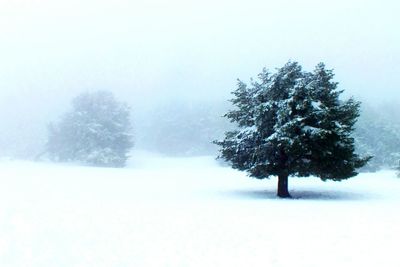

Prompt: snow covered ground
xmin=0 ymin=151 xmax=399 ymax=267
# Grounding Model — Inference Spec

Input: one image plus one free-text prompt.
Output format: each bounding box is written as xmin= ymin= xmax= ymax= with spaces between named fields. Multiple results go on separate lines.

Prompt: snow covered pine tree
xmin=47 ymin=90 xmax=134 ymax=167
xmin=215 ymin=61 xmax=370 ymax=198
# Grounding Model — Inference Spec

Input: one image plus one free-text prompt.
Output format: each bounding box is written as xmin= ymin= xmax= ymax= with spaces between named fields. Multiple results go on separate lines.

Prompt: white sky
xmin=0 ymin=0 xmax=399 ymax=155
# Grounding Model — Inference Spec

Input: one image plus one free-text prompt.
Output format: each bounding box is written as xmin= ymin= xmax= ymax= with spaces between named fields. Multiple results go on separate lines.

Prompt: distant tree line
xmin=135 ymin=101 xmax=231 ymax=156
xmin=354 ymin=104 xmax=400 ymax=171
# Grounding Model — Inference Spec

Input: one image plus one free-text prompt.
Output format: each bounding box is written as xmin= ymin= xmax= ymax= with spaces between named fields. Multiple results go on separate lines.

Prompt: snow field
xmin=0 ymin=153 xmax=399 ymax=267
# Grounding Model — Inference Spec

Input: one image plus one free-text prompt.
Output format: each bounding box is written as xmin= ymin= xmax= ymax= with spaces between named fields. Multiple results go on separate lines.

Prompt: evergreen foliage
xmin=46 ymin=91 xmax=134 ymax=167
xmin=215 ymin=61 xmax=370 ymax=197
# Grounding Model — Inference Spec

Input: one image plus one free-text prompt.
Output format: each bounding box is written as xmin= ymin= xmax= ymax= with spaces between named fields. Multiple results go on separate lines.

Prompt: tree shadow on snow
xmin=228 ymin=189 xmax=371 ymax=201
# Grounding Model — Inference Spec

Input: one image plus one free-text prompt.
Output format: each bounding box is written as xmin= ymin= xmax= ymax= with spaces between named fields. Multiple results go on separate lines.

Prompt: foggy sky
xmin=0 ymin=0 xmax=399 ymax=157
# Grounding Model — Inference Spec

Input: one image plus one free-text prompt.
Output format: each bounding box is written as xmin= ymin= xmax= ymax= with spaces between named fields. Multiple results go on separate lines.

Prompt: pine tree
xmin=46 ymin=91 xmax=134 ymax=167
xmin=215 ymin=61 xmax=370 ymax=198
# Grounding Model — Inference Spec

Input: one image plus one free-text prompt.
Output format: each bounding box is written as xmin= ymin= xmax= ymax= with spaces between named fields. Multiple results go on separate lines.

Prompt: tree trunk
xmin=277 ymin=172 xmax=291 ymax=198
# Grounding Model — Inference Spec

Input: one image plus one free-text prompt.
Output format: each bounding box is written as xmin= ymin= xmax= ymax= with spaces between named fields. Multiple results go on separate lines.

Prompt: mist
xmin=1 ymin=0 xmax=399 ymax=158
